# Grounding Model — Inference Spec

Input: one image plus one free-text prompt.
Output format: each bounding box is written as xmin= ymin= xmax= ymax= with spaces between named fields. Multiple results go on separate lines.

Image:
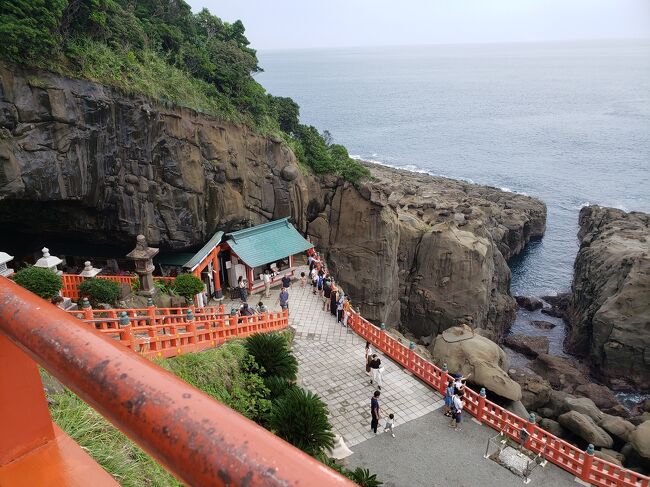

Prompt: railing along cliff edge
xmin=0 ymin=277 xmax=354 ymax=486
xmin=347 ymin=310 xmax=649 ymax=487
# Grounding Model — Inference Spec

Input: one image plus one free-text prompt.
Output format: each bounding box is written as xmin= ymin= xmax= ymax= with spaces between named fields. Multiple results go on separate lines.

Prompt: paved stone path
xmin=222 ymin=267 xmax=576 ymax=486
xmin=223 ymin=270 xmax=443 ymax=447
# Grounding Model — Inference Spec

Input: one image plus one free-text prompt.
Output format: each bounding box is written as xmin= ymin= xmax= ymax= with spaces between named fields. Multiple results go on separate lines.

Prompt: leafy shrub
xmin=270 ymin=387 xmax=335 ymax=456
xmin=173 ymin=274 xmax=205 ymax=301
xmin=154 ymin=279 xmax=174 ymax=295
xmin=245 ymin=333 xmax=298 ymax=381
xmin=347 ymin=468 xmax=383 ymax=487
xmin=13 ymin=266 xmax=62 ymax=300
xmin=264 ymin=375 xmax=293 ymax=400
xmin=159 ymin=342 xmax=271 ymax=423
xmin=78 ymin=278 xmax=120 ymax=305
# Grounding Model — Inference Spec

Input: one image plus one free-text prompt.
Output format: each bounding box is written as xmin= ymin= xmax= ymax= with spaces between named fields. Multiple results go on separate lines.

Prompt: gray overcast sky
xmin=186 ymin=0 xmax=650 ymax=50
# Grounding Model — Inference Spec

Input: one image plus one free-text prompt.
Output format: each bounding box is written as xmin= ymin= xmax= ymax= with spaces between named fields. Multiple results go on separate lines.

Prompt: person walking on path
xmin=262 ymin=270 xmax=271 ymax=298
xmin=311 ymin=267 xmax=318 ymax=294
xmin=300 ymin=271 xmax=306 ymax=288
xmin=330 ymin=283 xmax=339 ymax=317
xmin=371 ymin=391 xmax=381 ymax=434
xmin=342 ymin=296 xmax=352 ymax=327
xmin=449 ymin=391 xmax=465 ymax=431
xmin=336 ymin=292 xmax=345 ymax=324
xmin=278 ymin=287 xmax=289 ymax=310
xmin=369 ymin=354 xmax=384 ymax=390
xmin=365 ymin=342 xmax=373 ymax=376
xmin=237 ymin=276 xmax=247 ymax=303
xmin=281 ymin=273 xmax=292 ymax=289
xmin=443 ymin=380 xmax=455 ymax=417
xmin=383 ymin=413 xmax=396 ymax=437
xmin=322 ymin=274 xmax=332 ymax=311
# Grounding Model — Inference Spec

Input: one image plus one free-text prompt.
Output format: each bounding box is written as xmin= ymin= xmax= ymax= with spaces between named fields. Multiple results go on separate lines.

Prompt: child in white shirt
xmin=383 ymin=413 xmax=396 ymax=437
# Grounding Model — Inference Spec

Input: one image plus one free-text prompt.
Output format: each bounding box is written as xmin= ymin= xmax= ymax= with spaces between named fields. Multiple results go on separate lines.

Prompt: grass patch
xmin=45 ymin=372 xmax=179 ymax=486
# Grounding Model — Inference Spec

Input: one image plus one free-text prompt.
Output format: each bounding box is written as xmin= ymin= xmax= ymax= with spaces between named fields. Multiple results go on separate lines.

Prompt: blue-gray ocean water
xmin=258 ymin=41 xmax=650 ymax=400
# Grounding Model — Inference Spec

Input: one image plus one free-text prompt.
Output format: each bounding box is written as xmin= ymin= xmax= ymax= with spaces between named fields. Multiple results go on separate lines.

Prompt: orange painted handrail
xmin=66 ymin=304 xmax=288 ymax=359
xmin=0 ymin=277 xmax=354 ymax=486
xmin=61 ymin=274 xmax=174 ymax=300
xmin=346 ymin=310 xmax=649 ymax=487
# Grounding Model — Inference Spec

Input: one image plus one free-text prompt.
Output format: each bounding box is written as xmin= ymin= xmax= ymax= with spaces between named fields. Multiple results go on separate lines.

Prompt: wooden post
xmin=581 ymin=444 xmax=594 ymax=483
xmin=440 ymin=363 xmax=449 ymax=394
xmin=0 ymin=335 xmax=54 ymax=465
xmin=212 ymin=248 xmax=222 ymax=299
xmin=477 ymin=388 xmax=486 ymax=424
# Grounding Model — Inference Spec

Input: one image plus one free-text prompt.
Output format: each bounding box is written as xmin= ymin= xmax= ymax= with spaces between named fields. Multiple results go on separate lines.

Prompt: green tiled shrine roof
xmin=226 ymin=218 xmax=312 ymax=268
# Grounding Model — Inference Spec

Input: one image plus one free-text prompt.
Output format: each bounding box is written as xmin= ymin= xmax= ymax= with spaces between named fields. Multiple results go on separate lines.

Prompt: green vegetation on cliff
xmin=0 ymin=0 xmax=369 ymax=182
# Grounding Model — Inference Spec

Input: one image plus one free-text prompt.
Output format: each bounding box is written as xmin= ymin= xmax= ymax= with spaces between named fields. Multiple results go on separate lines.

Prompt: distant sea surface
xmin=258 ymin=40 xmax=650 ymax=299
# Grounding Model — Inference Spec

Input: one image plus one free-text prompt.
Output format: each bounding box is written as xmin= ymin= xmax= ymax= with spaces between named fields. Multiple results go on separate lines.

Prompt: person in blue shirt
xmin=279 ymin=287 xmax=289 ymax=310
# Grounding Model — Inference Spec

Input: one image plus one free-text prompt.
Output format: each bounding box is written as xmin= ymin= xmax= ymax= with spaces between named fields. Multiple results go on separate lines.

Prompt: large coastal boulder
xmin=630 ymin=421 xmax=650 ymax=460
xmin=431 ymin=325 xmax=521 ymax=401
xmin=598 ymin=415 xmax=636 ymax=444
xmin=508 ymin=368 xmax=552 ymax=411
xmin=530 ymin=354 xmax=588 ymax=393
xmin=566 ymin=206 xmax=650 ymax=390
xmin=503 ymin=334 xmax=549 ymax=358
xmin=558 ymin=411 xmax=614 ymax=448
xmin=515 ymin=295 xmax=543 ymax=311
xmin=562 ymin=396 xmax=604 ymax=422
xmin=574 ymin=383 xmax=621 ymax=410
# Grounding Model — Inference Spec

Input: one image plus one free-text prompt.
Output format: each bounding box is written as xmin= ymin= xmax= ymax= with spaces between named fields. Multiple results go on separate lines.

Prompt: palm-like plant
xmin=270 ymin=387 xmax=335 ymax=456
xmin=347 ymin=468 xmax=383 ymax=487
xmin=245 ymin=333 xmax=298 ymax=381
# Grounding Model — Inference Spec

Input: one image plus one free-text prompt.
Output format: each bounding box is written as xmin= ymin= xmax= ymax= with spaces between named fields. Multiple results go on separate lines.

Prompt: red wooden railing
xmin=347 ymin=310 xmax=649 ymax=487
xmin=66 ymin=304 xmax=288 ymax=359
xmin=61 ymin=274 xmax=174 ymax=301
xmin=0 ymin=276 xmax=353 ymax=486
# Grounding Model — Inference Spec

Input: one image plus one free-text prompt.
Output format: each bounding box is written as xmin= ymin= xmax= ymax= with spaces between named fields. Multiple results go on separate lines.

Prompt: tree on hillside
xmin=0 ymin=0 xmax=67 ymax=62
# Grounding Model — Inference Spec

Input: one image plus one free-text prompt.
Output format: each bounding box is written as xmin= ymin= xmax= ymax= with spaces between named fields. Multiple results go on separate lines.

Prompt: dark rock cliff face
xmin=309 ymin=164 xmax=546 ymax=340
xmin=566 ymin=205 xmax=650 ymax=391
xmin=0 ymin=63 xmax=314 ymax=248
xmin=0 ymin=65 xmax=546 ymax=340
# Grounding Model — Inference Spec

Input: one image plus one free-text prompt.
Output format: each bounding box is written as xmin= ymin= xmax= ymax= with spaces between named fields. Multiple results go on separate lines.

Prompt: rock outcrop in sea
xmin=0 ymin=63 xmax=545 ymax=340
xmin=566 ymin=205 xmax=650 ymax=391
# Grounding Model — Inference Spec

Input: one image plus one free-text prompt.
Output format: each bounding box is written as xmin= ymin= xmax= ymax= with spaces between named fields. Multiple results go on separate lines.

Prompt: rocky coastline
xmin=2 ymin=64 xmax=648 ymax=472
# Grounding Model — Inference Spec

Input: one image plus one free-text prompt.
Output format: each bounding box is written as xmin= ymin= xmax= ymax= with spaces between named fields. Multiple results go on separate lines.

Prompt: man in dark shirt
xmin=370 ymin=390 xmax=381 ymax=434
xmin=281 ymin=273 xmax=292 ymax=288
xmin=279 ymin=287 xmax=289 ymax=310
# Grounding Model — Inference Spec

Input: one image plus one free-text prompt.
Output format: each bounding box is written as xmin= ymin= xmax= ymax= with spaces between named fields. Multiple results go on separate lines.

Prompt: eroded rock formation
xmin=310 ymin=164 xmax=546 ymax=339
xmin=566 ymin=205 xmax=650 ymax=390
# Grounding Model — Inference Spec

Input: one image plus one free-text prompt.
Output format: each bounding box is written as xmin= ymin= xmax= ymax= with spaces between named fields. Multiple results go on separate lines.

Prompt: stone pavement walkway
xmin=220 ymin=267 xmax=576 ymax=486
xmin=223 ymin=267 xmax=443 ymax=447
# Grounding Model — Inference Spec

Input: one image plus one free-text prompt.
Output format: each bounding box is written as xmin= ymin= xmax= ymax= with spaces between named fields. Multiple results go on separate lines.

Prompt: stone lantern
xmin=79 ymin=260 xmax=102 ymax=278
xmin=34 ymin=247 xmax=62 ymax=275
xmin=126 ymin=235 xmax=159 ymax=297
xmin=0 ymin=252 xmax=14 ymax=277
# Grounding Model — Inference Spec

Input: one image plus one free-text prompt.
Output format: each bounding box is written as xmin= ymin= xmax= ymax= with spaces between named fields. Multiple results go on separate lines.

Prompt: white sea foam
xmin=350 ymin=155 xmax=533 ymax=195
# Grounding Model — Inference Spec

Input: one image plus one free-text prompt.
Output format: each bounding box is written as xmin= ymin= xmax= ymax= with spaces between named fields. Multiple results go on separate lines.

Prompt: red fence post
xmin=440 ymin=363 xmax=449 ymax=394
xmin=477 ymin=388 xmax=486 ymax=424
xmin=0 ymin=335 xmax=55 ymax=466
xmin=408 ymin=342 xmax=416 ymax=370
xmin=526 ymin=413 xmax=536 ymax=450
xmin=82 ymin=298 xmax=93 ymax=321
xmin=581 ymin=444 xmax=594 ymax=483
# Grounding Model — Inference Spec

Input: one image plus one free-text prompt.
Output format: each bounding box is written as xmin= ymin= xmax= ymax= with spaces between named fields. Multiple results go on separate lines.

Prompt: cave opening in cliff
xmin=0 ymin=199 xmax=189 ymax=273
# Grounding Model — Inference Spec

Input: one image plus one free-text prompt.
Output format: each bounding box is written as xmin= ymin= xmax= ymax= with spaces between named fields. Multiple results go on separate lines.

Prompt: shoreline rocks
xmin=566 ymin=206 xmax=650 ymax=391
xmin=503 ymin=334 xmax=549 ymax=358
